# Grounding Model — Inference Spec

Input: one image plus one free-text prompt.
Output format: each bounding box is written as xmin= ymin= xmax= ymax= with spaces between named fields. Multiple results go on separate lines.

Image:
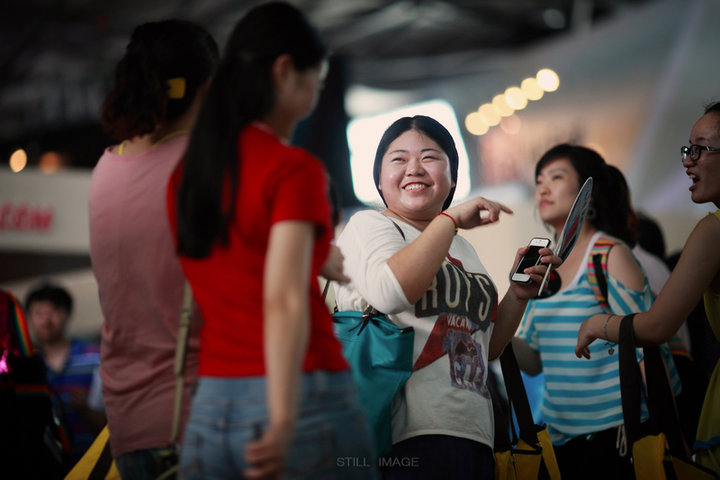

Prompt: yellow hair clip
xmin=166 ymin=77 xmax=186 ymax=99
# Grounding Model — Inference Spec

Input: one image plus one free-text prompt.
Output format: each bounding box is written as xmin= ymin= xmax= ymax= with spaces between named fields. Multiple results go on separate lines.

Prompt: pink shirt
xmin=89 ymin=136 xmax=201 ymax=457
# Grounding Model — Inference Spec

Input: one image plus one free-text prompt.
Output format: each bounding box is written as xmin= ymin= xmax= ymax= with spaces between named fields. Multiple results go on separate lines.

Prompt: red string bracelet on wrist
xmin=437 ymin=212 xmax=458 ymax=235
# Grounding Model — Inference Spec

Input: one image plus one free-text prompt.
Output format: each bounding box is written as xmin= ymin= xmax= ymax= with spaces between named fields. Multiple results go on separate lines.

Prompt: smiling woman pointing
xmin=333 ymin=115 xmax=561 ymax=479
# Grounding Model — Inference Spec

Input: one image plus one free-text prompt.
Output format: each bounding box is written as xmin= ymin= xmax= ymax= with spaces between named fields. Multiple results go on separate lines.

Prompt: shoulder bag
xmin=493 ymin=341 xmax=561 ymax=480
xmin=328 ymin=217 xmax=414 ymax=457
xmin=65 ymin=282 xmax=194 ymax=480
xmin=332 ymin=305 xmax=414 ymax=457
xmin=618 ymin=314 xmax=718 ymax=480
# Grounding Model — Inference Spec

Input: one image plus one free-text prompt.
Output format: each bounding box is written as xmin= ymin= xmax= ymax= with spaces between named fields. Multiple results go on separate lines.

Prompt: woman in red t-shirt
xmin=168 ymin=3 xmax=375 ymax=479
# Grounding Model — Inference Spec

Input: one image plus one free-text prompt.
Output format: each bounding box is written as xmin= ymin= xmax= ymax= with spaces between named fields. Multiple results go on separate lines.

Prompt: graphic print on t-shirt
xmin=413 ymin=255 xmax=497 ymax=397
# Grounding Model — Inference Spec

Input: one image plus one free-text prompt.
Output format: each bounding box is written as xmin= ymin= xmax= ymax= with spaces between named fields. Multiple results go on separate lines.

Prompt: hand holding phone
xmin=511 ymin=237 xmax=551 ymax=284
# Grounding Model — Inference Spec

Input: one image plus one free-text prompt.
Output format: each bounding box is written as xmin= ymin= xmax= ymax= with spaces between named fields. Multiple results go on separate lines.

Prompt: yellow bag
xmin=64 ymin=426 xmax=120 ymax=480
xmin=632 ymin=432 xmax=666 ymax=480
xmin=494 ymin=449 xmax=515 ymax=480
xmin=619 ymin=315 xmax=719 ymax=480
xmin=631 ymin=432 xmax=718 ymax=480
xmin=494 ymin=342 xmax=561 ymax=480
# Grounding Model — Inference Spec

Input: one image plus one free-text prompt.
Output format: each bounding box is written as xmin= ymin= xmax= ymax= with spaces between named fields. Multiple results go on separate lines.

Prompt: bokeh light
xmin=465 ymin=68 xmax=559 ymax=136
xmin=465 ymin=111 xmax=489 ymax=136
xmin=521 ymin=77 xmax=544 ymax=101
xmin=500 ymin=115 xmax=522 ymax=135
xmin=492 ymin=94 xmax=514 ymax=117
xmin=504 ymin=86 xmax=528 ymax=110
xmin=9 ymin=149 xmax=27 ymax=173
xmin=537 ymin=68 xmax=560 ymax=92
xmin=478 ymin=103 xmax=501 ymax=126
xmin=38 ymin=151 xmax=64 ymax=174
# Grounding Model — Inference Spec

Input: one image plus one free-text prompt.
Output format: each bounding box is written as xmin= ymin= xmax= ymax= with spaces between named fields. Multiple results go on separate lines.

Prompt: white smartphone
xmin=511 ymin=237 xmax=551 ymax=284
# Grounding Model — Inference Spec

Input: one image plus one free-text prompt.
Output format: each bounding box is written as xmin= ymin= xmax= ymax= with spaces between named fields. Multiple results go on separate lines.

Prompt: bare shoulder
xmin=606 ymin=242 xmax=645 ymax=291
xmin=682 ymin=213 xmax=720 ymax=255
xmin=684 ymin=213 xmax=720 ymax=265
xmin=668 ymin=213 xmax=720 ymax=296
xmin=698 ymin=210 xmax=720 ymax=232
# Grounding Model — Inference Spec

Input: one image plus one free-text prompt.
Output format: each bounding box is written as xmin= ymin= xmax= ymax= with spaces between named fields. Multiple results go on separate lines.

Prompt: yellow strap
xmin=153 ymin=130 xmax=189 ymax=147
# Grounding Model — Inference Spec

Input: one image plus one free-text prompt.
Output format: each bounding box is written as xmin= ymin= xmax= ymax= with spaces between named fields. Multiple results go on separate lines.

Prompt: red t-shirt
xmin=167 ymin=124 xmax=347 ymax=376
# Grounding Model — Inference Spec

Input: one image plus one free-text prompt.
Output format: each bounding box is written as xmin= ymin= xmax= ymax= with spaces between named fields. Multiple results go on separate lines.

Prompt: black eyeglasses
xmin=681 ymin=144 xmax=720 ymax=162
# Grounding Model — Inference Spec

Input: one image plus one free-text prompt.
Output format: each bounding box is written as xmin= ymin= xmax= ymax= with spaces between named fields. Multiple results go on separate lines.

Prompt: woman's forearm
xmin=263 ymin=297 xmax=309 ymax=427
xmin=489 ymin=289 xmax=528 ymax=360
xmin=387 ymin=214 xmax=456 ymax=304
xmin=631 ymin=215 xmax=720 ymax=345
xmin=263 ymin=222 xmax=314 ymax=427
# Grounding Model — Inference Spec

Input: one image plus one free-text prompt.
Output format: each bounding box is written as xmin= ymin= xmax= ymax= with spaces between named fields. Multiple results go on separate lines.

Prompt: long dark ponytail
xmin=176 ymin=2 xmax=326 ymax=257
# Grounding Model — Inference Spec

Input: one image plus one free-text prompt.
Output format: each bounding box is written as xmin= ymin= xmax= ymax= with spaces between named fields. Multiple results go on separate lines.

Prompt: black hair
xmin=372 ymin=115 xmax=459 ymax=211
xmin=101 ymin=19 xmax=219 ymax=140
xmin=535 ymin=144 xmax=637 ymax=246
xmin=636 ymin=212 xmax=666 ymax=260
xmin=25 ymin=283 xmax=73 ymax=316
xmin=704 ymin=101 xmax=720 ymax=115
xmin=177 ymin=2 xmax=327 ymax=258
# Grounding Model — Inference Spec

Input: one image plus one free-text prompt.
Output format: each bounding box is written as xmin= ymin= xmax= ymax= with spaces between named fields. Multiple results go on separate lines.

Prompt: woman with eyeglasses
xmin=576 ymin=101 xmax=720 ymax=474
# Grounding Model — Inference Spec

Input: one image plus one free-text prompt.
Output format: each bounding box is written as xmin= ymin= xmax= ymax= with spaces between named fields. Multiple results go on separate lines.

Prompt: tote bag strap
xmin=491 ymin=378 xmax=514 ymax=449
xmin=87 ymin=426 xmax=114 ymax=480
xmin=619 ymin=314 xmax=644 ymax=442
xmin=619 ymin=314 xmax=693 ymax=461
xmin=644 ymin=345 xmax=689 ymax=459
xmin=499 ymin=341 xmax=539 ymax=446
xmin=168 ymin=282 xmax=194 ymax=447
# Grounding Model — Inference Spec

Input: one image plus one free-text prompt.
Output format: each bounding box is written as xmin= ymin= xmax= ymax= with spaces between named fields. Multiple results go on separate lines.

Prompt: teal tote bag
xmin=332 ymin=306 xmax=414 ymax=457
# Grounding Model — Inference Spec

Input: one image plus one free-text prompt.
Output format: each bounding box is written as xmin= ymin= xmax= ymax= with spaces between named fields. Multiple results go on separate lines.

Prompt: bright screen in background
xmin=346 ymin=99 xmax=471 ymax=207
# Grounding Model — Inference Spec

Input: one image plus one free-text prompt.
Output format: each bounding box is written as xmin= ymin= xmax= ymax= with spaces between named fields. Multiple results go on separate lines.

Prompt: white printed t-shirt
xmin=335 ymin=210 xmax=499 ymax=449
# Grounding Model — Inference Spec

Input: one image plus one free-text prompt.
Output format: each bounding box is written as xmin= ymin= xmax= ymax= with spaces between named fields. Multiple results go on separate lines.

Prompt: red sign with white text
xmin=0 ymin=203 xmax=54 ymax=232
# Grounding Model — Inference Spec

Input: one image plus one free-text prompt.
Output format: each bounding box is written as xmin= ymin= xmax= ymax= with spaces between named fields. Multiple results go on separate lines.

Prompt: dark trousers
xmin=554 ymin=426 xmax=635 ymax=480
xmin=381 ymin=434 xmax=494 ymax=480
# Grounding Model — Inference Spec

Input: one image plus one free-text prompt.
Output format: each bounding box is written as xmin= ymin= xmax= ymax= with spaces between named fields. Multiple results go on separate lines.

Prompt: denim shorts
xmin=179 ymin=370 xmax=378 ymax=479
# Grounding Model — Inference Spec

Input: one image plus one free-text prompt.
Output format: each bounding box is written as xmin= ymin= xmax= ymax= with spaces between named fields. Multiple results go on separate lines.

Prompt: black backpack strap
xmin=586 ymin=237 xmax=616 ymax=313
xmin=593 ymin=254 xmax=609 ymax=309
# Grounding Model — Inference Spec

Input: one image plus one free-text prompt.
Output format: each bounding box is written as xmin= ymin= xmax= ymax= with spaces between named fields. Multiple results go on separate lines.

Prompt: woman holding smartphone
xmin=513 ymin=144 xmax=680 ymax=479
xmin=576 ymin=102 xmax=720 ymax=474
xmin=333 ymin=115 xmax=560 ymax=479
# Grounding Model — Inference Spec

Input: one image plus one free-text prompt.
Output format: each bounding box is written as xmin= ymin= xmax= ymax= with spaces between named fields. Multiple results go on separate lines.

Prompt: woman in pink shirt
xmin=89 ymin=20 xmax=218 ymax=479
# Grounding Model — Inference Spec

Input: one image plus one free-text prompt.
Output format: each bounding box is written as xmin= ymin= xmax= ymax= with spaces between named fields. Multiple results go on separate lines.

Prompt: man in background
xmin=25 ymin=282 xmax=105 ymax=464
